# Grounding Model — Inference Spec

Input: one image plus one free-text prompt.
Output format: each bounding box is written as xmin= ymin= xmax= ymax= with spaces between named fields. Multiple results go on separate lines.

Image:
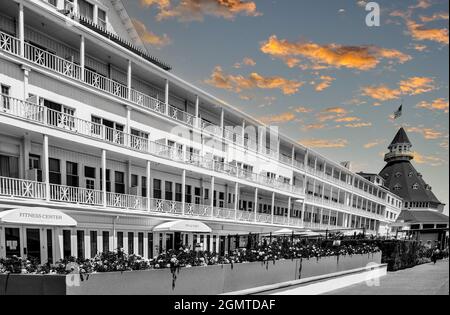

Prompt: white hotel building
xmin=0 ymin=0 xmax=402 ymax=264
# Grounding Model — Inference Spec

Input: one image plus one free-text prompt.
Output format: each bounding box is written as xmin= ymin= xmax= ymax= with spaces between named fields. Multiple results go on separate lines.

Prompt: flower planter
xmin=0 ymin=252 xmax=381 ymax=295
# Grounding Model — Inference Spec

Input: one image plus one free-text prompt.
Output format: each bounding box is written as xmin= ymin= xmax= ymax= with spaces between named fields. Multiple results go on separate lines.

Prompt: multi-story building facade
xmin=0 ymin=0 xmax=402 ymax=264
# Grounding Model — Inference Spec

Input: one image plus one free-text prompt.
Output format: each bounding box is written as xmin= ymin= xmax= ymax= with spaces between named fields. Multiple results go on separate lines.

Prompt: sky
xmin=124 ymin=0 xmax=449 ymax=214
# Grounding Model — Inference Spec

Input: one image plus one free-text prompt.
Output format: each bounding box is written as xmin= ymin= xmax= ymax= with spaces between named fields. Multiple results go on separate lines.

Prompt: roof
xmin=396 ymin=210 xmax=449 ymax=224
xmin=379 ymin=160 xmax=443 ymax=204
xmin=389 ymin=127 xmax=411 ymax=147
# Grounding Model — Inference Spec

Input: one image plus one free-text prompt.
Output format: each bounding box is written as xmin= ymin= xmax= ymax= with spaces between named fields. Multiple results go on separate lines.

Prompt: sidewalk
xmin=325 ymin=260 xmax=449 ymax=295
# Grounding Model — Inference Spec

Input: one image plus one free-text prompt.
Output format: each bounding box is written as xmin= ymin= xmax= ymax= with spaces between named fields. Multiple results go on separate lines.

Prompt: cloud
xmin=364 ymin=139 xmax=386 ymax=149
xmin=406 ymin=20 xmax=449 ymax=45
xmin=316 ymin=107 xmax=349 ymax=122
xmin=413 ymin=151 xmax=446 ymax=166
xmin=409 ymin=0 xmax=432 ymax=10
xmin=233 ymin=57 xmax=256 ymax=68
xmin=294 ymin=106 xmax=313 ymax=113
xmin=419 ymin=12 xmax=449 ymax=23
xmin=302 ymin=123 xmax=327 ymax=131
xmin=260 ymin=36 xmax=412 ymax=70
xmin=362 ymin=76 xmax=436 ymax=101
xmin=258 ymin=112 xmax=296 ymax=124
xmin=335 ymin=116 xmax=361 ymax=123
xmin=299 ymin=138 xmax=348 ymax=148
xmin=344 ymin=122 xmax=372 ymax=128
xmin=140 ymin=0 xmax=261 ymax=22
xmin=416 ymin=98 xmax=449 ymax=113
xmin=406 ymin=127 xmax=446 ymax=140
xmin=440 ymin=140 xmax=449 ymax=150
xmin=132 ymin=19 xmax=171 ymax=47
xmin=315 ymin=76 xmax=335 ymax=92
xmin=205 ymin=66 xmax=304 ymax=95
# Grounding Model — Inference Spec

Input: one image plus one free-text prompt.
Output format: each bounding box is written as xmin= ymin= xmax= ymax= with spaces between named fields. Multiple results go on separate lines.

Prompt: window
xmin=412 ymin=183 xmax=419 ymax=190
xmin=165 ymin=181 xmax=173 ymax=200
xmin=153 ymin=179 xmax=162 ymax=199
xmin=100 ymin=169 xmax=111 ymax=192
xmin=29 ymin=154 xmax=41 ymax=170
xmin=142 ymin=176 xmax=147 ymax=197
xmin=66 ymin=161 xmax=79 ymax=187
xmin=138 ymin=233 xmax=144 ymax=256
xmin=130 ymin=129 xmax=149 ymax=150
xmin=77 ymin=230 xmax=85 ymax=259
xmin=175 ymin=183 xmax=182 ymax=202
xmin=85 ymin=166 xmax=96 ymax=190
xmin=90 ymin=231 xmax=97 ymax=257
xmin=49 ymin=158 xmax=61 ymax=185
xmin=194 ymin=187 xmax=201 ymax=205
xmin=131 ymin=174 xmax=138 ymax=188
xmin=102 ymin=231 xmax=110 ymax=252
xmin=204 ymin=188 xmax=209 ymax=200
xmin=0 ymin=154 xmax=19 ymax=178
xmin=117 ymin=232 xmax=124 ymax=250
xmin=98 ymin=8 xmax=107 ymax=29
xmin=147 ymin=233 xmax=153 ymax=259
xmin=78 ymin=0 xmax=94 ymax=21
xmin=128 ymin=232 xmax=134 ymax=254
xmin=63 ymin=230 xmax=71 ymax=258
xmin=115 ymin=171 xmax=125 ymax=194
xmin=393 ymin=184 xmax=401 ymax=191
xmin=92 ymin=116 xmax=124 ymax=144
xmin=1 ymin=84 xmax=10 ymax=109
xmin=395 ymin=172 xmax=402 ymax=178
xmin=47 ymin=0 xmax=57 ymax=7
xmin=185 ymin=185 xmax=192 ymax=204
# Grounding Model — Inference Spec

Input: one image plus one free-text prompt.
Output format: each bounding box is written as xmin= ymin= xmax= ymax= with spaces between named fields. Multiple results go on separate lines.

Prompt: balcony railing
xmin=0 ymin=176 xmax=308 ymax=228
xmin=0 ymin=32 xmax=20 ymax=56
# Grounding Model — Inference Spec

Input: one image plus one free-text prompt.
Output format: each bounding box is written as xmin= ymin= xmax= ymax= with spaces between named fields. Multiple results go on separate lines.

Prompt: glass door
xmin=25 ymin=228 xmax=41 ymax=264
xmin=5 ymin=227 xmax=21 ymax=258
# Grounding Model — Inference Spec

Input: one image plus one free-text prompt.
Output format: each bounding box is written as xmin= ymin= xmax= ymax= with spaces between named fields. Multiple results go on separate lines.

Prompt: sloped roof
xmin=379 ymin=160 xmax=443 ymax=204
xmin=397 ymin=210 xmax=449 ymax=224
xmin=389 ymin=127 xmax=411 ymax=147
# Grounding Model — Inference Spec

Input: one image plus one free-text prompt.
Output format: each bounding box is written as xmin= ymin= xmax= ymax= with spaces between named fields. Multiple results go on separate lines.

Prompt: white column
xmin=234 ymin=183 xmax=239 ymax=220
xmin=80 ymin=35 xmax=85 ymax=81
xmin=195 ymin=95 xmax=200 ymax=128
xmin=72 ymin=0 xmax=79 ymax=15
xmin=241 ymin=120 xmax=246 ymax=146
xmin=93 ymin=4 xmax=98 ymax=24
xmin=254 ymin=188 xmax=258 ymax=222
xmin=18 ymin=2 xmax=24 ymax=57
xmin=43 ymin=134 xmax=50 ymax=201
xmin=127 ymin=60 xmax=132 ymax=100
xmin=291 ymin=145 xmax=295 ymax=166
xmin=210 ymin=176 xmax=215 ymax=211
xmin=102 ymin=149 xmax=107 ymax=207
xmin=164 ymin=79 xmax=169 ymax=115
xmin=287 ymin=197 xmax=292 ymax=223
xmin=271 ymin=192 xmax=275 ymax=224
xmin=181 ymin=170 xmax=186 ymax=215
xmin=126 ymin=106 xmax=131 ymax=136
xmin=220 ymin=108 xmax=225 ymax=137
xmin=146 ymin=161 xmax=151 ymax=211
xmin=21 ymin=66 xmax=30 ymax=100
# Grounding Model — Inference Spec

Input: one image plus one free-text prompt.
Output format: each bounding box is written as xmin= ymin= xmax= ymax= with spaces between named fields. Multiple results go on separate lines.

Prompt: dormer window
xmin=98 ymin=9 xmax=107 ymax=29
xmin=393 ymin=183 xmax=401 ymax=191
xmin=395 ymin=172 xmax=402 ymax=178
xmin=408 ymin=172 xmax=414 ymax=177
xmin=412 ymin=183 xmax=419 ymax=190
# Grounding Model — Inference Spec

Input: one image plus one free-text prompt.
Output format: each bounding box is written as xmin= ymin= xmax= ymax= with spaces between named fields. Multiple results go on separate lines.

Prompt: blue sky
xmin=125 ymin=0 xmax=449 ymax=213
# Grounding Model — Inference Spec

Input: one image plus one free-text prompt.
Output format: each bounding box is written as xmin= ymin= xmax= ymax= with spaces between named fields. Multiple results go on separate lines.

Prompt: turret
xmin=384 ymin=127 xmax=414 ymax=163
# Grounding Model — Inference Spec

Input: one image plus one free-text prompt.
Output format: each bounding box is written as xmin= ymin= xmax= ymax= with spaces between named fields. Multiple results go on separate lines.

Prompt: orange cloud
xmin=335 ymin=116 xmax=361 ymax=123
xmin=417 ymin=98 xmax=449 ymax=113
xmin=132 ymin=19 xmax=171 ymax=47
xmin=258 ymin=112 xmax=296 ymax=124
xmin=205 ymin=66 xmax=304 ymax=95
xmin=316 ymin=107 xmax=349 ymax=122
xmin=362 ymin=76 xmax=436 ymax=101
xmin=299 ymin=138 xmax=348 ymax=149
xmin=420 ymin=12 xmax=449 ymax=23
xmin=413 ymin=151 xmax=446 ymax=166
xmin=406 ymin=20 xmax=449 ymax=45
xmin=364 ymin=139 xmax=386 ymax=149
xmin=344 ymin=122 xmax=372 ymax=128
xmin=234 ymin=57 xmax=256 ymax=68
xmin=294 ymin=106 xmax=313 ymax=113
xmin=302 ymin=123 xmax=327 ymax=131
xmin=140 ymin=0 xmax=260 ymax=22
xmin=260 ymin=35 xmax=411 ymax=70
xmin=406 ymin=127 xmax=446 ymax=140
xmin=315 ymin=76 xmax=335 ymax=92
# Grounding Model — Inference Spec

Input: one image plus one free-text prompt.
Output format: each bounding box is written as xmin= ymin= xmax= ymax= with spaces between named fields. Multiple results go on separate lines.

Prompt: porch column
xmin=220 ymin=108 xmax=225 ymax=137
xmin=126 ymin=106 xmax=131 ymax=136
xmin=195 ymin=95 xmax=200 ymax=128
xmin=55 ymin=228 xmax=64 ymax=262
xmin=127 ymin=60 xmax=132 ymax=100
xmin=291 ymin=145 xmax=295 ymax=167
xmin=234 ymin=182 xmax=239 ymax=220
xmin=254 ymin=188 xmax=258 ymax=222
xmin=146 ymin=161 xmax=151 ymax=211
xmin=18 ymin=2 xmax=24 ymax=57
xmin=301 ymin=202 xmax=306 ymax=226
xmin=271 ymin=192 xmax=275 ymax=224
xmin=72 ymin=0 xmax=79 ymax=15
xmin=210 ymin=176 xmax=215 ymax=211
xmin=21 ymin=66 xmax=30 ymax=100
xmin=102 ymin=149 xmax=107 ymax=207
xmin=287 ymin=197 xmax=292 ymax=224
xmin=43 ymin=134 xmax=50 ymax=201
xmin=181 ymin=170 xmax=186 ymax=215
xmin=164 ymin=79 xmax=169 ymax=115
xmin=241 ymin=120 xmax=246 ymax=146
xmin=80 ymin=35 xmax=85 ymax=81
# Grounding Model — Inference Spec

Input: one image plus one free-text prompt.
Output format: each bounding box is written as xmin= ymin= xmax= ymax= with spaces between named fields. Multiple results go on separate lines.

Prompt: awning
xmin=153 ymin=220 xmax=212 ymax=233
xmin=0 ymin=207 xmax=77 ymax=227
xmin=273 ymin=228 xmax=294 ymax=235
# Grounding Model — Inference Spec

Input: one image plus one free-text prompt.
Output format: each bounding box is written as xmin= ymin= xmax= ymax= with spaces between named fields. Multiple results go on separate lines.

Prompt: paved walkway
xmin=325 ymin=260 xmax=449 ymax=295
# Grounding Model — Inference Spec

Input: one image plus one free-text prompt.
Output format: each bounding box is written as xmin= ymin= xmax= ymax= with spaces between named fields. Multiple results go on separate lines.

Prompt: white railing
xmin=50 ymin=184 xmax=103 ymax=206
xmin=0 ymin=31 xmax=20 ymax=56
xmin=273 ymin=215 xmax=289 ymax=225
xmin=168 ymin=105 xmax=195 ymax=126
xmin=0 ymin=176 xmax=46 ymax=200
xmin=24 ymin=42 xmax=82 ymax=80
xmin=201 ymin=120 xmax=222 ymax=136
xmin=184 ymin=203 xmax=213 ymax=217
xmin=130 ymin=89 xmax=166 ymax=114
xmin=150 ymin=199 xmax=183 ymax=215
xmin=236 ymin=210 xmax=255 ymax=222
xmin=213 ymin=207 xmax=236 ymax=220
xmin=1 ymin=95 xmax=44 ymax=123
xmin=84 ymin=68 xmax=128 ymax=99
xmin=107 ymin=192 xmax=147 ymax=210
